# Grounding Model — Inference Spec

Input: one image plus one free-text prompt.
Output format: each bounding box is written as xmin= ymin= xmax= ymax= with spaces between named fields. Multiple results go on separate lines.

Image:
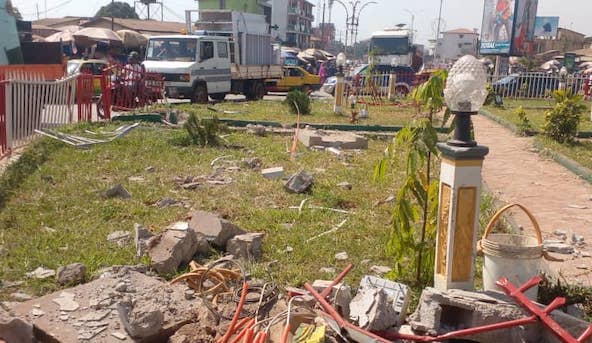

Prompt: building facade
xmin=436 ymin=28 xmax=479 ymax=63
xmin=271 ymin=0 xmax=314 ymax=49
xmin=535 ymin=28 xmax=587 ymax=54
xmin=311 ymin=22 xmax=335 ymax=50
xmin=196 ymin=0 xmax=267 ymax=15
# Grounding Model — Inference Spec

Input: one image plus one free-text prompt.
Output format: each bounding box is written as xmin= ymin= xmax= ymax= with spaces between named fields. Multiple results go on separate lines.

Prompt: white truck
xmin=143 ymin=10 xmax=282 ymax=103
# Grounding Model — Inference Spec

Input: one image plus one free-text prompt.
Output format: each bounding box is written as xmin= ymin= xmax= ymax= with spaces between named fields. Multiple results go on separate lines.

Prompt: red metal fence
xmin=0 ymin=79 xmax=8 ymax=160
xmin=98 ymin=65 xmax=164 ymax=120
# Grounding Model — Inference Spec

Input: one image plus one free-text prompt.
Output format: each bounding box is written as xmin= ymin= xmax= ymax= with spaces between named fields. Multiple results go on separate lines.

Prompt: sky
xmin=12 ymin=0 xmax=592 ymax=45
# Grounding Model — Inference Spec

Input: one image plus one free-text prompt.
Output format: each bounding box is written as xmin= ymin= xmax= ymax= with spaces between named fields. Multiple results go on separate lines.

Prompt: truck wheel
xmin=210 ymin=93 xmax=226 ymax=101
xmin=254 ymin=82 xmax=265 ymax=100
xmin=191 ymin=83 xmax=209 ymax=104
xmin=395 ymin=85 xmax=410 ymax=97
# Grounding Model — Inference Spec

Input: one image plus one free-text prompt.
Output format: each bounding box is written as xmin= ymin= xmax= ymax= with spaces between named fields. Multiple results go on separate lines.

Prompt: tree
xmin=6 ymin=0 xmax=22 ymax=20
xmin=95 ymin=2 xmax=139 ymax=19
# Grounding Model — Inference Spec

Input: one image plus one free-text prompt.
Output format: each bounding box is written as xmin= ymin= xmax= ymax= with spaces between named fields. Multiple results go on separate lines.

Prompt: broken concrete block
xmin=242 ymin=157 xmax=262 ymax=170
xmin=135 ymin=223 xmax=155 ymax=258
xmin=246 ymin=124 xmax=266 ymax=136
xmin=284 ymin=171 xmax=314 ymax=193
xmin=25 ymin=266 xmax=55 ymax=280
xmin=104 ymin=184 xmax=131 ymax=199
xmin=261 ymin=167 xmax=285 ymax=179
xmin=337 ymin=182 xmax=352 ymax=190
xmin=56 ymin=263 xmax=86 ymax=286
xmin=370 ymin=265 xmax=392 ymax=275
xmin=10 ymin=270 xmax=208 ymax=342
xmin=297 ymin=129 xmax=368 ymax=149
xmin=118 ymin=300 xmax=164 ymax=338
xmin=359 ymin=275 xmax=410 ymax=326
xmin=149 ymin=227 xmax=198 ymax=275
xmin=52 ymin=292 xmax=79 ymax=312
xmin=107 ymin=230 xmax=132 ymax=247
xmin=350 ymin=288 xmax=397 ymax=331
xmin=9 ymin=293 xmax=33 ymax=302
xmin=0 ymin=307 xmax=34 ymax=343
xmin=189 ymin=211 xmax=245 ymax=249
xmin=335 ymin=252 xmax=348 ymax=261
xmin=226 ymin=233 xmax=265 ymax=260
xmin=544 ymin=242 xmax=574 ymax=254
xmin=312 ymin=280 xmax=352 ymax=318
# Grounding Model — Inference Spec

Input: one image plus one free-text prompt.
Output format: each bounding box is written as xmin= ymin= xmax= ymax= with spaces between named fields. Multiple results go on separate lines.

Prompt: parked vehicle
xmin=265 ymin=66 xmax=320 ymax=93
xmin=143 ymin=10 xmax=282 ymax=103
xmin=67 ymin=59 xmax=108 ymax=95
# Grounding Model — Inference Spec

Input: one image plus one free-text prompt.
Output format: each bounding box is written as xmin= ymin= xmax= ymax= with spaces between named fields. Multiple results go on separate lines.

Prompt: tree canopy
xmin=95 ymin=1 xmax=139 ymax=19
xmin=6 ymin=0 xmax=23 ymax=20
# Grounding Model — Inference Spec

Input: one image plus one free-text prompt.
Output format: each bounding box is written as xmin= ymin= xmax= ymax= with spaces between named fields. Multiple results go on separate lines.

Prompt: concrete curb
xmin=479 ymin=109 xmax=521 ymax=135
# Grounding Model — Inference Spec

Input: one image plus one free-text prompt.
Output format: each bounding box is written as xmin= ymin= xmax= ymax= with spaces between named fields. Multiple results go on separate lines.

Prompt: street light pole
xmin=404 ymin=9 xmax=415 ymax=41
xmin=354 ymin=1 xmax=376 ymax=57
xmin=334 ymin=0 xmax=350 ymax=55
xmin=434 ymin=0 xmax=444 ymax=64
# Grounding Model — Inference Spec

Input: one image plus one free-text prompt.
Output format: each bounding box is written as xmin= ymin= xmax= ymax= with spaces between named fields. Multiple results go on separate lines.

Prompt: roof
xmin=33 ymin=17 xmax=87 ymax=28
xmin=443 ymin=28 xmax=477 ymax=35
xmin=34 ymin=17 xmax=185 ymax=35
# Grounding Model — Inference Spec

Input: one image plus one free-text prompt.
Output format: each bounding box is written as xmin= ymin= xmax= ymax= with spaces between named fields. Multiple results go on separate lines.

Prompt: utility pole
xmin=147 ymin=3 xmax=150 ymax=20
xmin=321 ymin=1 xmax=326 ymax=49
xmin=434 ymin=0 xmax=444 ymax=64
xmin=36 ymin=3 xmax=40 ymax=20
xmin=111 ymin=0 xmax=114 ymax=30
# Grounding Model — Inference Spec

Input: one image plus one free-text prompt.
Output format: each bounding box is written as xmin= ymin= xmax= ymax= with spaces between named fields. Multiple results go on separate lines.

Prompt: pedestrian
xmin=319 ymin=62 xmax=327 ymax=85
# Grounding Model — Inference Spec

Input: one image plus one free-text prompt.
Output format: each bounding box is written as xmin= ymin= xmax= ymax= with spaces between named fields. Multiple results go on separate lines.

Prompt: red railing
xmin=76 ymin=73 xmax=94 ymax=122
xmin=0 ymin=78 xmax=9 ymax=161
xmin=99 ymin=65 xmax=164 ymax=120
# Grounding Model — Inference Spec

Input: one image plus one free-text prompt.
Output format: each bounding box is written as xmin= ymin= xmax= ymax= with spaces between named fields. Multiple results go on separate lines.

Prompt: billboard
xmin=480 ymin=0 xmax=515 ymax=54
xmin=511 ymin=0 xmax=538 ymax=56
xmin=534 ymin=16 xmax=559 ymax=38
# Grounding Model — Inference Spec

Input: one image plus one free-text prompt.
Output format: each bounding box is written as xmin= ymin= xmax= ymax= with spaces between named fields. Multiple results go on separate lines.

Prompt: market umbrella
xmin=45 ymin=30 xmax=75 ymax=43
xmin=32 ymin=34 xmax=46 ymax=42
xmin=73 ymin=27 xmax=122 ymax=46
xmin=117 ymin=29 xmax=148 ymax=48
xmin=540 ymin=60 xmax=560 ymax=70
xmin=298 ymin=48 xmax=327 ymax=61
xmin=584 ymin=67 xmax=592 ymax=75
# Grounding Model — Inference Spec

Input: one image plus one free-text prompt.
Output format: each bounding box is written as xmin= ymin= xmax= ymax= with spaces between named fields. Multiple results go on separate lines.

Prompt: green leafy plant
xmin=374 ymin=70 xmax=447 ymax=286
xmin=543 ymin=89 xmax=587 ymax=143
xmin=484 ymin=84 xmax=496 ymax=106
xmin=515 ymin=106 xmax=534 ymax=136
xmin=284 ymin=89 xmax=311 ymax=115
xmin=539 ymin=274 xmax=592 ymax=322
xmin=184 ymin=113 xmax=223 ymax=147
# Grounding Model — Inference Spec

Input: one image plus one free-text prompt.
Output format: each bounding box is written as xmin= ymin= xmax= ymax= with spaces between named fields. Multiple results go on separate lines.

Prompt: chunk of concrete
xmin=544 ymin=242 xmax=574 ymax=254
xmin=189 ymin=211 xmax=245 ymax=249
xmin=359 ymin=275 xmax=410 ymax=326
xmin=261 ymin=167 xmax=285 ymax=179
xmin=10 ymin=270 xmax=210 ymax=342
xmin=337 ymin=182 xmax=352 ymax=190
xmin=149 ymin=226 xmax=198 ymax=275
xmin=107 ymin=230 xmax=131 ymax=247
xmin=0 ymin=307 xmax=34 ymax=343
xmin=350 ymin=288 xmax=396 ymax=331
xmin=56 ymin=263 xmax=86 ymax=286
xmin=242 ymin=157 xmax=262 ymax=170
xmin=135 ymin=223 xmax=155 ymax=258
xmin=226 ymin=233 xmax=265 ymax=260
xmin=284 ymin=171 xmax=314 ymax=193
xmin=297 ymin=129 xmax=368 ymax=149
xmin=9 ymin=293 xmax=33 ymax=302
xmin=118 ymin=300 xmax=164 ymax=338
xmin=25 ymin=267 xmax=55 ymax=280
xmin=312 ymin=280 xmax=352 ymax=318
xmin=104 ymin=184 xmax=131 ymax=199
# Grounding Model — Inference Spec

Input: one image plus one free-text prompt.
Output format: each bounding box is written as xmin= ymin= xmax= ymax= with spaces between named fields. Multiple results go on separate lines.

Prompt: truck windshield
xmin=146 ymin=38 xmax=197 ymax=62
xmin=370 ymin=37 xmax=410 ymax=55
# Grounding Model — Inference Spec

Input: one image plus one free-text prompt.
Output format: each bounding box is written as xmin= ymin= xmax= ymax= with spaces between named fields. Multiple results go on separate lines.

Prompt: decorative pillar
xmin=334 ymin=74 xmax=345 ymax=114
xmin=388 ymin=72 xmax=397 ymax=101
xmin=434 ymin=55 xmax=489 ymax=291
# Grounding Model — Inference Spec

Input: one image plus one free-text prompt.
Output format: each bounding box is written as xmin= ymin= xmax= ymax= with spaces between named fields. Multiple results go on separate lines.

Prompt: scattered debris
xmin=210 ymin=155 xmax=233 ymax=167
xmin=246 ymin=124 xmax=266 ymax=136
xmin=374 ymin=195 xmax=396 ymax=206
xmin=370 ymin=265 xmax=392 ymax=275
xmin=104 ymin=184 xmax=131 ymax=199
xmin=148 ymin=223 xmax=199 ymax=275
xmin=297 ymin=129 xmax=369 ymax=149
xmin=135 ymin=223 xmax=155 ymax=258
xmin=118 ymin=301 xmax=164 ymax=338
xmin=572 ymin=234 xmax=585 ymax=245
xmin=326 ymin=147 xmax=343 ymax=156
xmin=226 ymin=233 xmax=265 ymax=260
xmin=52 ymin=292 xmax=80 ymax=312
xmin=337 ymin=182 xmax=353 ymax=190
xmin=320 ymin=267 xmax=336 ymax=274
xmin=567 ymin=204 xmax=588 ymax=210
xmin=312 ymin=279 xmax=352 ymax=317
xmin=40 ymin=226 xmax=56 ymax=234
xmin=145 ymin=166 xmax=155 ymax=172
xmin=544 ymin=242 xmax=575 ymax=254
xmin=35 ymin=123 xmax=139 ymax=148
xmin=175 ymin=175 xmax=233 ymax=189
xmin=189 ymin=211 xmax=244 ymax=249
xmin=155 ymin=197 xmax=180 ymax=208
xmin=350 ymin=287 xmax=396 ymax=331
xmin=307 ymin=219 xmax=348 ymax=242
xmin=261 ymin=166 xmax=285 ymax=179
xmin=128 ymin=176 xmax=145 ymax=183
xmin=56 ymin=263 xmax=86 ymax=286
xmin=335 ymin=252 xmax=349 ymax=261
xmin=0 ymin=308 xmax=34 ymax=343
xmin=242 ymin=157 xmax=262 ymax=170
xmin=25 ymin=267 xmax=55 ymax=280
xmin=285 ymin=171 xmax=314 ymax=193
xmin=107 ymin=230 xmax=131 ymax=247
xmin=10 ymin=293 xmax=33 ymax=302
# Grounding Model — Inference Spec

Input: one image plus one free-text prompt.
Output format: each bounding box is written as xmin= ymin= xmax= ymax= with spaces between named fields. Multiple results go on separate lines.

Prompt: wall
xmin=198 ymin=0 xmax=264 ymax=15
xmin=535 ymin=28 xmax=586 ymax=53
xmin=436 ymin=33 xmax=478 ymax=63
xmin=271 ymin=0 xmax=289 ymax=42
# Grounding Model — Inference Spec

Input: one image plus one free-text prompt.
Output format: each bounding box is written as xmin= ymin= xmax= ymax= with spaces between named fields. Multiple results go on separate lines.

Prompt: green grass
xmin=484 ymin=99 xmax=592 ymax=132
xmin=0 ymin=123 xmax=405 ymax=298
xmin=535 ymin=136 xmax=592 ymax=170
xmin=157 ymin=99 xmax=442 ymax=128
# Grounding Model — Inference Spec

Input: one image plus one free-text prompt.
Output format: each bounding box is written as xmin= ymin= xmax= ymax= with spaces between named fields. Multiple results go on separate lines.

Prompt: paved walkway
xmin=473 ymin=115 xmax=592 ymax=286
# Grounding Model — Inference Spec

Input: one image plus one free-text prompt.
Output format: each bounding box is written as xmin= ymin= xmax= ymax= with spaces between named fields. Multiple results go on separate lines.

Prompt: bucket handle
xmin=477 ymin=203 xmax=562 ymax=262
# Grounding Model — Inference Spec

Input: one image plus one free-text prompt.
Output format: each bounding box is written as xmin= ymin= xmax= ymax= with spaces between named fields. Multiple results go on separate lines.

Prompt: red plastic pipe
xmin=220 ymin=282 xmax=250 ymax=343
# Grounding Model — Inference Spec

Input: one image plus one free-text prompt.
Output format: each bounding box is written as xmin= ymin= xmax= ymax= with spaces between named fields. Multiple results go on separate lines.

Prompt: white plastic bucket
xmin=478 ymin=204 xmax=544 ymax=300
